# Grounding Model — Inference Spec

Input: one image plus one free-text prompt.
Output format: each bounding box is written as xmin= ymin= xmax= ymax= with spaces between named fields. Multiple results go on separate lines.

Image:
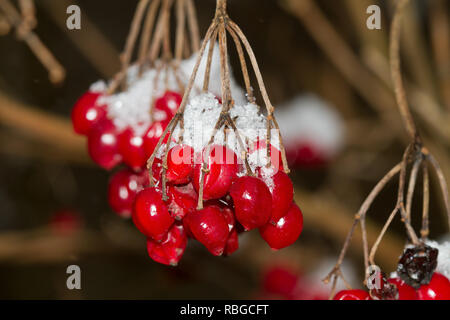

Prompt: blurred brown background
xmin=0 ymin=0 xmax=449 ymax=298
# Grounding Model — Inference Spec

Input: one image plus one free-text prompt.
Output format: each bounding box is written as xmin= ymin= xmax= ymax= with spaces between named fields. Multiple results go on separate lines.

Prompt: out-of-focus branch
xmin=39 ymin=0 xmax=120 ymax=78
xmin=0 ymin=0 xmax=65 ymax=84
xmin=0 ymin=91 xmax=88 ymax=162
xmin=18 ymin=0 xmax=36 ymax=29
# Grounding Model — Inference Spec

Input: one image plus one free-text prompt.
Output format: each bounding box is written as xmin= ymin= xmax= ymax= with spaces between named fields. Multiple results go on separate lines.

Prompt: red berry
xmin=155 ymin=91 xmax=182 ymax=117
xmin=132 ymin=187 xmax=174 ymax=241
xmin=263 ymin=266 xmax=299 ymax=297
xmin=229 ymin=176 xmax=272 ymax=230
xmin=87 ymin=118 xmax=122 ymax=169
xmin=417 ymin=272 xmax=450 ymax=300
xmin=186 ymin=205 xmax=229 ymax=256
xmin=49 ymin=209 xmax=82 ymax=235
xmin=259 ymin=202 xmax=303 ymax=250
xmin=289 ymin=142 xmax=326 ymax=168
xmin=166 ymin=145 xmax=194 ymax=184
xmin=388 ymin=277 xmax=417 ymax=300
xmin=118 ymin=127 xmax=147 ymax=170
xmin=108 ymin=169 xmax=147 ymax=218
xmin=167 ymin=183 xmax=197 ymax=220
xmin=249 ymin=139 xmax=283 ymax=172
xmin=71 ymin=91 xmax=106 ymax=135
xmin=146 ymin=224 xmax=187 ymax=266
xmin=193 ymin=145 xmax=239 ymax=200
xmin=268 ymin=171 xmax=293 ymax=222
xmin=333 ymin=289 xmax=371 ymax=300
xmin=224 ymin=229 xmax=239 ymax=256
xmin=143 ymin=121 xmax=169 ymax=158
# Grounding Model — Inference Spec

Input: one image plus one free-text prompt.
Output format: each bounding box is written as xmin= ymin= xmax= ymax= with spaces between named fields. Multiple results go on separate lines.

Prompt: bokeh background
xmin=0 ymin=0 xmax=449 ymax=299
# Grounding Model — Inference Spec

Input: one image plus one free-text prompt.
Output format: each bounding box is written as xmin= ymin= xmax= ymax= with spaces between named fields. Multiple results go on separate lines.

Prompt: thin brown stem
xmin=185 ymin=0 xmax=200 ymax=52
xmin=421 ymin=161 xmax=430 ymax=239
xmin=427 ymin=153 xmax=450 ymax=230
xmin=390 ymin=0 xmax=420 ymax=142
xmin=138 ymin=0 xmax=160 ymax=74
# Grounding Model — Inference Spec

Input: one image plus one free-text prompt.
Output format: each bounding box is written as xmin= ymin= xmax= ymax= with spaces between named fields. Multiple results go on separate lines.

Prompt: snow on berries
xmin=276 ymin=94 xmax=344 ymax=168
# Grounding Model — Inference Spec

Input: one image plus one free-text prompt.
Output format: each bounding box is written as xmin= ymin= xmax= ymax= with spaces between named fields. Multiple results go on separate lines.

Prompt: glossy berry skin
xmin=193 ymin=145 xmax=239 ymax=200
xmin=417 ymin=272 xmax=450 ymax=300
xmin=143 ymin=121 xmax=169 ymax=158
xmin=118 ymin=128 xmax=147 ymax=170
xmin=71 ymin=91 xmax=106 ymax=135
xmin=108 ymin=169 xmax=147 ymax=218
xmin=132 ymin=187 xmax=174 ymax=241
xmin=268 ymin=171 xmax=293 ymax=223
xmin=155 ymin=91 xmax=182 ymax=117
xmin=166 ymin=145 xmax=194 ymax=184
xmin=87 ymin=118 xmax=122 ymax=170
xmin=333 ymin=289 xmax=371 ymax=300
xmin=146 ymin=224 xmax=187 ymax=266
xmin=229 ymin=176 xmax=272 ymax=230
xmin=259 ymin=202 xmax=303 ymax=250
xmin=186 ymin=205 xmax=229 ymax=256
xmin=224 ymin=229 xmax=239 ymax=256
xmin=388 ymin=278 xmax=417 ymax=300
xmin=167 ymin=183 xmax=197 ymax=220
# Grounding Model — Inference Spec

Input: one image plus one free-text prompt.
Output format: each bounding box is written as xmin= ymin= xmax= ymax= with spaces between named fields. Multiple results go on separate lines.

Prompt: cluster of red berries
xmin=334 ymin=245 xmax=450 ymax=300
xmin=131 ymin=142 xmax=303 ymax=266
xmin=71 ymin=90 xmax=182 ymax=171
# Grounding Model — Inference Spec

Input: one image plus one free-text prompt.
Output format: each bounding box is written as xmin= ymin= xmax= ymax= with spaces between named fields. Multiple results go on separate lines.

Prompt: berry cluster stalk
xmin=324 ymin=0 xmax=450 ymax=300
xmin=147 ymin=0 xmax=291 ymax=209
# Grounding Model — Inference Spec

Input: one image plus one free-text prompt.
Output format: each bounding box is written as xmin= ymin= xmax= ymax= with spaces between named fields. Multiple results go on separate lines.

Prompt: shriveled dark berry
xmin=368 ymin=271 xmax=398 ymax=300
xmin=397 ymin=244 xmax=438 ymax=289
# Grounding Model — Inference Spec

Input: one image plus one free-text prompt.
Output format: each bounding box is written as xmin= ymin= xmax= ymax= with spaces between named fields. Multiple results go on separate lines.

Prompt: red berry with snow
xmin=268 ymin=171 xmax=293 ymax=223
xmin=155 ymin=91 xmax=182 ymax=117
xmin=192 ymin=145 xmax=239 ymax=200
xmin=259 ymin=202 xmax=303 ymax=250
xmin=388 ymin=277 xmax=417 ymax=300
xmin=186 ymin=205 xmax=229 ymax=256
xmin=166 ymin=144 xmax=194 ymax=184
xmin=333 ymin=289 xmax=371 ymax=300
xmin=71 ymin=91 xmax=106 ymax=135
xmin=118 ymin=128 xmax=147 ymax=170
xmin=87 ymin=118 xmax=122 ymax=169
xmin=132 ymin=187 xmax=174 ymax=241
xmin=146 ymin=224 xmax=187 ymax=266
xmin=417 ymin=272 xmax=450 ymax=300
xmin=249 ymin=139 xmax=283 ymax=172
xmin=108 ymin=168 xmax=147 ymax=218
xmin=229 ymin=176 xmax=272 ymax=230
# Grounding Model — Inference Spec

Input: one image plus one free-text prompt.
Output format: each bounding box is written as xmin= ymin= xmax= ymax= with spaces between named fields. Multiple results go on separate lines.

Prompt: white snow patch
xmin=275 ymin=94 xmax=345 ymax=159
xmin=426 ymin=240 xmax=450 ymax=280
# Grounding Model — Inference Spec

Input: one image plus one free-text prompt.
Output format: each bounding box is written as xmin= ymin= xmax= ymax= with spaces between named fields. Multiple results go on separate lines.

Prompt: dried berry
xmin=397 ymin=244 xmax=438 ymax=289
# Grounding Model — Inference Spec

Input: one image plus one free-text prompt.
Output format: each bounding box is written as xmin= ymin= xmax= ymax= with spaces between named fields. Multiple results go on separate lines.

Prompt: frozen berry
xmin=166 ymin=145 xmax=194 ymax=184
xmin=333 ymin=289 xmax=370 ymax=300
xmin=186 ymin=205 xmax=229 ymax=256
xmin=397 ymin=245 xmax=438 ymax=289
xmin=87 ymin=118 xmax=122 ymax=169
xmin=167 ymin=183 xmax=197 ymax=220
xmin=155 ymin=91 xmax=182 ymax=117
xmin=118 ymin=128 xmax=147 ymax=170
xmin=388 ymin=278 xmax=417 ymax=300
xmin=268 ymin=171 xmax=293 ymax=222
xmin=417 ymin=272 xmax=450 ymax=300
xmin=108 ymin=168 xmax=146 ymax=218
xmin=132 ymin=187 xmax=174 ymax=241
xmin=193 ymin=145 xmax=239 ymax=200
xmin=146 ymin=224 xmax=187 ymax=266
xmin=229 ymin=176 xmax=272 ymax=230
xmin=249 ymin=139 xmax=283 ymax=172
xmin=259 ymin=202 xmax=303 ymax=250
xmin=71 ymin=91 xmax=106 ymax=135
